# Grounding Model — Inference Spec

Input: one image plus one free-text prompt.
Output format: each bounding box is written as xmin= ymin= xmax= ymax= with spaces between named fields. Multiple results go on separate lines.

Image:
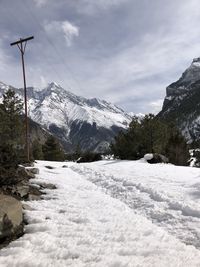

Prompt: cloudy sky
xmin=1 ymin=0 xmax=200 ymax=114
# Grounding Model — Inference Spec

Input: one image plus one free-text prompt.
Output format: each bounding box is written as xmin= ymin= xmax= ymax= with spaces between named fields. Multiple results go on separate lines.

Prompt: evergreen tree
xmin=74 ymin=142 xmax=82 ymax=160
xmin=0 ymin=89 xmax=23 ymax=146
xmin=111 ymin=114 xmax=189 ymax=165
xmin=42 ymin=136 xmax=65 ymax=161
xmin=32 ymin=139 xmax=43 ymax=160
xmin=0 ymin=89 xmax=24 ymax=164
xmin=165 ymin=130 xmax=189 ymax=166
xmin=0 ymin=89 xmax=24 ymax=185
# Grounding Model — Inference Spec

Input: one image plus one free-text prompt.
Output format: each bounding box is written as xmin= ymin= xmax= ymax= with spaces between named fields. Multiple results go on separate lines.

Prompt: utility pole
xmin=10 ymin=36 xmax=34 ymax=162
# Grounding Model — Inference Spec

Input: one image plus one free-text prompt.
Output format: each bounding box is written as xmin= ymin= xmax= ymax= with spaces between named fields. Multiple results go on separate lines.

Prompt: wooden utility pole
xmin=10 ymin=36 xmax=34 ymax=162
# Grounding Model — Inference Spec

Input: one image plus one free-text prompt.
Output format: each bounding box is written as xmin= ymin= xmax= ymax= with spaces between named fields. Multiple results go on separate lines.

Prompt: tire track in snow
xmin=71 ymin=165 xmax=200 ymax=249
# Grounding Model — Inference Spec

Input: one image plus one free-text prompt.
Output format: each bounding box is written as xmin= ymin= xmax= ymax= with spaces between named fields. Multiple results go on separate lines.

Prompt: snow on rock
xmin=144 ymin=154 xmax=154 ymax=161
xmin=1 ymin=161 xmax=200 ymax=266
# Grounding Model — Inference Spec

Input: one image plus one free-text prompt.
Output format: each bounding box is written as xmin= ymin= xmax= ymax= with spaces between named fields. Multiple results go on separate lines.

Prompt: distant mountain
xmin=158 ymin=58 xmax=200 ymax=142
xmin=0 ymin=82 xmax=131 ymax=152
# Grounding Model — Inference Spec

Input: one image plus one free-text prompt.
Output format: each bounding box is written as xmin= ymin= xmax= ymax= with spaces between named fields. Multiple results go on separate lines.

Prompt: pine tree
xmin=0 ymin=89 xmax=24 ymax=185
xmin=42 ymin=136 xmax=65 ymax=161
xmin=0 ymin=89 xmax=23 ymax=146
xmin=32 ymin=139 xmax=43 ymax=160
xmin=74 ymin=142 xmax=82 ymax=160
xmin=0 ymin=89 xmax=24 ymax=164
xmin=165 ymin=130 xmax=189 ymax=166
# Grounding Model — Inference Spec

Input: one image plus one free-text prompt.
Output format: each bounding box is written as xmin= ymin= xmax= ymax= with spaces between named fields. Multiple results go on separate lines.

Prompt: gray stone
xmin=15 ymin=185 xmax=29 ymax=198
xmin=40 ymin=183 xmax=56 ymax=190
xmin=17 ymin=166 xmax=35 ymax=179
xmin=145 ymin=153 xmax=169 ymax=164
xmin=45 ymin=166 xmax=55 ymax=169
xmin=0 ymin=195 xmax=23 ymax=240
xmin=29 ymin=185 xmax=42 ymax=197
xmin=25 ymin=167 xmax=39 ymax=175
xmin=22 ymin=162 xmax=34 ymax=167
xmin=62 ymin=165 xmax=68 ymax=168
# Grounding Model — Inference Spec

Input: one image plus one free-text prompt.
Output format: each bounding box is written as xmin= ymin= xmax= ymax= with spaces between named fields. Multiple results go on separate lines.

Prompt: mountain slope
xmin=158 ymin=58 xmax=200 ymax=142
xmin=0 ymin=82 xmax=131 ymax=152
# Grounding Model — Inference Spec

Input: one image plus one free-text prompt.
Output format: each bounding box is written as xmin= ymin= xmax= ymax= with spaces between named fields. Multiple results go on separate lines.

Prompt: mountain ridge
xmin=0 ymin=81 xmax=131 ymax=152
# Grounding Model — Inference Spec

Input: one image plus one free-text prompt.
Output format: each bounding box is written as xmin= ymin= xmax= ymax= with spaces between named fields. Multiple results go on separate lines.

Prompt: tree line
xmin=110 ymin=114 xmax=189 ymax=166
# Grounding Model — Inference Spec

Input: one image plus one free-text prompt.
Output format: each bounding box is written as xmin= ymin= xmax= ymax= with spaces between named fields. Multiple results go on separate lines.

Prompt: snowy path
xmin=0 ymin=160 xmax=200 ymax=266
xmin=71 ymin=160 xmax=200 ymax=249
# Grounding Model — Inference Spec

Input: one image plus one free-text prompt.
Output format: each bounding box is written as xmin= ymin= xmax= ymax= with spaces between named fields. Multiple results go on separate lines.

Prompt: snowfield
xmin=1 ymin=160 xmax=200 ymax=266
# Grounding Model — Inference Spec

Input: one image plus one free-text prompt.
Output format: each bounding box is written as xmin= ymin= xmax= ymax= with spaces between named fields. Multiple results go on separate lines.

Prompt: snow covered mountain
xmin=0 ymin=82 xmax=131 ymax=152
xmin=158 ymin=58 xmax=200 ymax=142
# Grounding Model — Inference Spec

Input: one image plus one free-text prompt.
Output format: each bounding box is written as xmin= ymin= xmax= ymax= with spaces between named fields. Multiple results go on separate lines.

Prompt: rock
xmin=15 ymin=185 xmax=29 ymax=198
xmin=0 ymin=195 xmax=23 ymax=240
xmin=28 ymin=185 xmax=42 ymax=197
xmin=45 ymin=166 xmax=55 ymax=169
xmin=22 ymin=162 xmax=34 ymax=167
xmin=145 ymin=153 xmax=169 ymax=164
xmin=17 ymin=166 xmax=35 ymax=179
xmin=25 ymin=167 xmax=39 ymax=175
xmin=40 ymin=183 xmax=56 ymax=190
xmin=144 ymin=153 xmax=154 ymax=161
xmin=1 ymin=183 xmax=30 ymax=200
xmin=17 ymin=166 xmax=39 ymax=180
xmin=0 ymin=211 xmax=13 ymax=239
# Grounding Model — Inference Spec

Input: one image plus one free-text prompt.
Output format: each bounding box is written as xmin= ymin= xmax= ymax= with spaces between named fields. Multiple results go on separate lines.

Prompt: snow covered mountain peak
xmin=44 ymin=82 xmax=67 ymax=94
xmin=48 ymin=81 xmax=60 ymax=87
xmin=0 ymin=81 xmax=131 ymax=152
xmin=191 ymin=57 xmax=200 ymax=67
xmin=179 ymin=57 xmax=200 ymax=84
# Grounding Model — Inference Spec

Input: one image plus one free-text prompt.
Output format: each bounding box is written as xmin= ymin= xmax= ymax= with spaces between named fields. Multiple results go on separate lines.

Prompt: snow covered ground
xmin=1 ymin=160 xmax=200 ymax=266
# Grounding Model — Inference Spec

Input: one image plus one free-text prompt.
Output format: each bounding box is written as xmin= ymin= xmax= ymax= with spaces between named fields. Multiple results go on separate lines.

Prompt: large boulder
xmin=144 ymin=153 xmax=169 ymax=164
xmin=25 ymin=167 xmax=39 ymax=175
xmin=17 ymin=166 xmax=38 ymax=179
xmin=0 ymin=195 xmax=23 ymax=241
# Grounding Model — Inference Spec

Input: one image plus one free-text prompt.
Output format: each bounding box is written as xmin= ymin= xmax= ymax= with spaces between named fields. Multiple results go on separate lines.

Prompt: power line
xmin=21 ymin=0 xmax=83 ymax=93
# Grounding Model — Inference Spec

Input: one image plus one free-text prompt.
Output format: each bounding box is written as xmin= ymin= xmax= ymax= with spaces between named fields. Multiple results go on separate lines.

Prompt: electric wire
xmin=21 ymin=0 xmax=84 ymax=93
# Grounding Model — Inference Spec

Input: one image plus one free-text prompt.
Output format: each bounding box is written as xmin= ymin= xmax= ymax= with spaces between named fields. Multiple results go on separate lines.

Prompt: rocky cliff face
xmin=0 ymin=82 xmax=131 ymax=152
xmin=158 ymin=58 xmax=200 ymax=142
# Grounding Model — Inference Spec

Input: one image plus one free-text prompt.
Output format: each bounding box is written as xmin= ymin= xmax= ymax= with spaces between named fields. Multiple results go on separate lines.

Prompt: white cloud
xmin=148 ymin=100 xmax=164 ymax=115
xmin=44 ymin=20 xmax=79 ymax=46
xmin=61 ymin=21 xmax=79 ymax=46
xmin=75 ymin=0 xmax=129 ymax=15
xmin=33 ymin=0 xmax=48 ymax=7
